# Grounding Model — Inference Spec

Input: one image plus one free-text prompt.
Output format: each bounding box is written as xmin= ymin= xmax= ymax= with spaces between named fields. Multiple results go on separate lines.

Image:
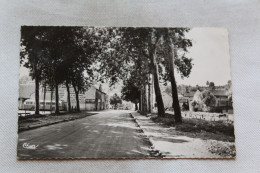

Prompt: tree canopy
xmin=121 ymin=76 xmax=141 ymax=110
xmin=20 ymin=26 xmax=99 ymax=114
xmin=20 ymin=26 xmax=193 ymax=123
xmin=110 ymin=93 xmax=122 ymax=108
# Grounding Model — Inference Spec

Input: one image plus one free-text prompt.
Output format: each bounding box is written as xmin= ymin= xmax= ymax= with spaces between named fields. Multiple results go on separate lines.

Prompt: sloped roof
xmin=19 ymin=85 xmax=34 ymax=99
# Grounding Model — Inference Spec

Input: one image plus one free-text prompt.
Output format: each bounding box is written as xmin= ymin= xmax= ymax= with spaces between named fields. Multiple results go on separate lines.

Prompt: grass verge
xmin=18 ymin=112 xmax=96 ymax=132
xmin=151 ymin=113 xmax=235 ymax=142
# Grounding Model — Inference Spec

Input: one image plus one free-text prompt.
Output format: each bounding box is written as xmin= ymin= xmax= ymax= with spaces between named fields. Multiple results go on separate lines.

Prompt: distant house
xmin=61 ymin=85 xmax=107 ymax=111
xmin=18 ymin=83 xmax=108 ymax=111
xmin=94 ymin=86 xmax=107 ymax=111
xmin=180 ymin=91 xmax=196 ymax=110
xmin=212 ymin=90 xmax=229 ymax=105
xmin=105 ymin=95 xmax=110 ymax=109
xmin=183 ymin=92 xmax=196 ymax=101
xmin=181 ymin=89 xmax=233 ymax=113
xmin=211 ymin=89 xmax=232 ymax=113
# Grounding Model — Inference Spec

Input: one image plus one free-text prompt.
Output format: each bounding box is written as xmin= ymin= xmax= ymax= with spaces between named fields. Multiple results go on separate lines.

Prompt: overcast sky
xmin=20 ymin=27 xmax=232 ymax=87
xmin=175 ymin=27 xmax=231 ymax=86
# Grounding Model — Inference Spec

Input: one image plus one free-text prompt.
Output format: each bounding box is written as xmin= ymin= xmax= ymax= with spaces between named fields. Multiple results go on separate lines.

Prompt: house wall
xmin=84 ymin=103 xmax=96 ymax=111
xmin=83 ymin=86 xmax=107 ymax=111
xmin=216 ymin=98 xmax=229 ymax=107
xmin=95 ymin=90 xmax=106 ymax=111
xmin=22 ymin=84 xmax=107 ymax=111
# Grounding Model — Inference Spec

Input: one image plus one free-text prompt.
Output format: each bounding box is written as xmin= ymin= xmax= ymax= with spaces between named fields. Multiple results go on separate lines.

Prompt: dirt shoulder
xmin=18 ymin=112 xmax=96 ymax=133
xmin=135 ymin=112 xmax=235 ymax=158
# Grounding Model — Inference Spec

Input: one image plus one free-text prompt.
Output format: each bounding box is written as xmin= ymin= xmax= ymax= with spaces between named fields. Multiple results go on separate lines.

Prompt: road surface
xmin=17 ymin=110 xmax=151 ymax=159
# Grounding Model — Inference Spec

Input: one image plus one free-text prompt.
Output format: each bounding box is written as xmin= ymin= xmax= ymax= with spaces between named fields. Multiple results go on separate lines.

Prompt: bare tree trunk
xmin=150 ymin=50 xmax=165 ymax=117
xmin=140 ymin=89 xmax=143 ymax=111
xmin=142 ymin=85 xmax=147 ymax=112
xmin=150 ymin=74 xmax=154 ymax=113
xmin=50 ymin=88 xmax=53 ymax=113
xmin=43 ymin=82 xmax=46 ymax=111
xmin=65 ymin=80 xmax=71 ymax=112
xmin=148 ymin=75 xmax=151 ymax=113
xmin=168 ymin=38 xmax=182 ymax=123
xmin=73 ymin=85 xmax=80 ymax=112
xmin=170 ymin=69 xmax=182 ymax=123
xmin=55 ymin=83 xmax=60 ymax=114
xmin=135 ymin=102 xmax=138 ymax=111
xmin=139 ymin=92 xmax=141 ymax=111
xmin=35 ymin=74 xmax=40 ymax=115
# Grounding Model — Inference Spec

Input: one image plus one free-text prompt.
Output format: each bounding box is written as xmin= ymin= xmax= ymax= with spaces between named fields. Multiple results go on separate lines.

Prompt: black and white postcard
xmin=17 ymin=26 xmax=235 ymax=159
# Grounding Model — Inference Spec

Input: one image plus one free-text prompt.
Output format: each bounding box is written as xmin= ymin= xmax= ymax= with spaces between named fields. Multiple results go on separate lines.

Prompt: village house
xmin=211 ymin=89 xmax=233 ymax=113
xmin=180 ymin=89 xmax=232 ymax=113
xmin=181 ymin=91 xmax=196 ymax=103
xmin=84 ymin=85 xmax=107 ymax=111
xmin=18 ymin=83 xmax=108 ymax=111
xmin=179 ymin=91 xmax=196 ymax=111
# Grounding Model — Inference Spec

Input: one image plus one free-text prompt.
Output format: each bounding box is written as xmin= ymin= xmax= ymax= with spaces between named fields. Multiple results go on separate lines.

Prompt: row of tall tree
xmin=117 ymin=28 xmax=193 ymax=123
xmin=20 ymin=26 xmax=98 ymax=114
xmin=20 ymin=27 xmax=193 ymax=124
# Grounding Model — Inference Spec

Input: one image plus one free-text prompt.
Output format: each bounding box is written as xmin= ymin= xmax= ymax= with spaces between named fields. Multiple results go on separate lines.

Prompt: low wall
xmin=181 ymin=111 xmax=234 ymax=123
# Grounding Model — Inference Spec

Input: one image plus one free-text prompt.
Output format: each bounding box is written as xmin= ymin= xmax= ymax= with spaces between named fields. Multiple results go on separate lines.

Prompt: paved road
xmin=17 ymin=110 xmax=151 ymax=159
